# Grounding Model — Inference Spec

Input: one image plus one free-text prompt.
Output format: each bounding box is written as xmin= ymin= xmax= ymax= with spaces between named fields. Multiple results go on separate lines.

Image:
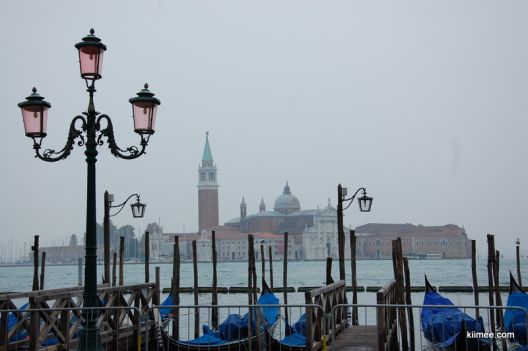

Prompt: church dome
xmin=274 ymin=182 xmax=301 ymax=214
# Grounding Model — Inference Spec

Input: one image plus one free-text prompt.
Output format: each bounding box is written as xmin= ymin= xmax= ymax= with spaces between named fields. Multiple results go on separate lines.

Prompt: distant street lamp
xmin=336 ymin=184 xmax=372 ymax=281
xmin=18 ymin=29 xmax=160 ymax=351
xmin=103 ymin=191 xmax=146 ymax=284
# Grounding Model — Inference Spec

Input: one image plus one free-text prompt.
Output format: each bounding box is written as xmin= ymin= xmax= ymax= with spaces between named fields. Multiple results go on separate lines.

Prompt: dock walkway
xmin=330 ymin=325 xmax=377 ymax=350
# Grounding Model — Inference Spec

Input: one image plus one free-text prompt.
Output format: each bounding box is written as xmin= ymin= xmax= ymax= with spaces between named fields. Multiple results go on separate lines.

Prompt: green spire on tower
xmin=202 ymin=131 xmax=213 ymax=165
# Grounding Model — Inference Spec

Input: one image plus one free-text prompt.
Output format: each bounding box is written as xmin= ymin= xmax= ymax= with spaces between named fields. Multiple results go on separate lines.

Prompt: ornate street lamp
xmin=336 ymin=184 xmax=372 ymax=325
xmin=18 ymin=29 xmax=160 ymax=351
xmin=103 ymin=192 xmax=146 ymax=284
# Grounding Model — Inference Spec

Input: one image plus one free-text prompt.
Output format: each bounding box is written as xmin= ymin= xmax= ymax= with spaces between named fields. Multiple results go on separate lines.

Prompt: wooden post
xmin=486 ymin=234 xmax=496 ymax=348
xmin=471 ymin=240 xmax=480 ymax=318
xmin=260 ymin=243 xmax=266 ymax=281
xmin=326 ymin=257 xmax=333 ymax=285
xmin=30 ymin=235 xmax=39 ymax=351
xmin=268 ymin=246 xmax=274 ymax=289
xmin=350 ymin=229 xmax=358 ymax=325
xmin=103 ymin=190 xmax=110 ymax=284
xmin=40 ymin=251 xmax=46 ymax=290
xmin=247 ymin=235 xmax=254 ymax=351
xmin=145 ymin=231 xmax=150 ymax=283
xmin=212 ymin=231 xmax=219 ymax=330
xmin=112 ymin=252 xmax=117 ymax=287
xmin=403 ymin=257 xmax=415 ymax=351
xmin=172 ymin=236 xmax=180 ymax=339
xmin=249 ymin=235 xmax=261 ymax=351
xmin=119 ymin=236 xmax=125 ymax=286
xmin=283 ymin=232 xmax=289 ymax=326
xmin=494 ymin=250 xmax=507 ymax=351
xmin=78 ymin=257 xmax=83 ymax=286
xmin=516 ymin=240 xmax=523 ymax=287
xmin=192 ymin=240 xmax=199 ymax=339
xmin=32 ymin=235 xmax=39 ymax=291
xmin=155 ymin=266 xmax=161 ymax=305
xmin=392 ymin=238 xmax=408 ymax=351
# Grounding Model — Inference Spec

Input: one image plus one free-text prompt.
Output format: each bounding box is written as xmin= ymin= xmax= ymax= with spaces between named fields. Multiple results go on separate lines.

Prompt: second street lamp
xmin=103 ymin=191 xmax=146 ymax=284
xmin=18 ymin=29 xmax=160 ymax=351
xmin=337 ymin=184 xmax=373 ymax=281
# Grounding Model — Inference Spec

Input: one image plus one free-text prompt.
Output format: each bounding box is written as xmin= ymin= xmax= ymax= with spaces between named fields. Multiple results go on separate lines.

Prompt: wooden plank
xmin=331 ymin=325 xmax=378 ymax=351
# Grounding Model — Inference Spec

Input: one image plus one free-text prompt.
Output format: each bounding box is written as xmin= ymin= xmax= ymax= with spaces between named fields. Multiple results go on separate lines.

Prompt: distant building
xmin=163 ymin=134 xmax=471 ymax=261
xmin=355 ymin=223 xmax=471 ymax=259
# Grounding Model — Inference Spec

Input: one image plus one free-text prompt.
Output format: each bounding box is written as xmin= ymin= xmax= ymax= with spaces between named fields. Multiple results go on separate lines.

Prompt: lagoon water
xmin=1 ymin=258 xmax=526 ymax=307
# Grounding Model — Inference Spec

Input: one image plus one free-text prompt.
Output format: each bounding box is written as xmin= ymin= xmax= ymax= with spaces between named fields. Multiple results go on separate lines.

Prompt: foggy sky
xmin=1 ymin=1 xmax=527 ymax=257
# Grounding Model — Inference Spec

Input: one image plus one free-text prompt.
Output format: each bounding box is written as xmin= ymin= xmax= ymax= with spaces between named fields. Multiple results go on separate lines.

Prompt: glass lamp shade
xmin=18 ymin=88 xmax=51 ymax=138
xmin=358 ymin=194 xmax=373 ymax=212
xmin=131 ymin=200 xmax=146 ymax=218
xmin=129 ymin=83 xmax=161 ymax=135
xmin=74 ymin=29 xmax=107 ymax=81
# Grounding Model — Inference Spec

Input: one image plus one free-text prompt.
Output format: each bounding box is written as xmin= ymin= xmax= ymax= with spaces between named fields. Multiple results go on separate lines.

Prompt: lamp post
xmin=103 ymin=191 xmax=146 ymax=284
xmin=18 ymin=29 xmax=160 ymax=351
xmin=336 ymin=184 xmax=373 ymax=280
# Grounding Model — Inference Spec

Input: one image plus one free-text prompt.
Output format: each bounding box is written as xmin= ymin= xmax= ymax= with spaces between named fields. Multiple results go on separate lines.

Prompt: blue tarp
xmin=173 ymin=283 xmax=279 ymax=346
xmin=159 ymin=293 xmax=174 ymax=318
xmin=421 ymin=288 xmax=486 ymax=349
xmin=505 ymin=291 xmax=528 ymax=345
xmin=281 ymin=314 xmax=307 ymax=346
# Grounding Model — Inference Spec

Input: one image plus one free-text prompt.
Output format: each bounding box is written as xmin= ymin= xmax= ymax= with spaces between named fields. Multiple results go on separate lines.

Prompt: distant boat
xmin=407 ymin=253 xmax=443 ymax=260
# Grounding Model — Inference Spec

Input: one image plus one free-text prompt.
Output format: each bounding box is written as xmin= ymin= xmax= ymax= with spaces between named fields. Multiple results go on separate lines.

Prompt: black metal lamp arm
xmin=109 ymin=193 xmax=140 ymax=217
xmin=342 ymin=187 xmax=366 ymax=211
xmin=32 ymin=115 xmax=87 ymax=162
xmin=96 ymin=114 xmax=148 ymax=160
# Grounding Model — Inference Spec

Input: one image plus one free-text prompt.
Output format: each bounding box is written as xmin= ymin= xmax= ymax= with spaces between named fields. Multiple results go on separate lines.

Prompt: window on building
xmin=200 ymin=173 xmax=206 ymax=181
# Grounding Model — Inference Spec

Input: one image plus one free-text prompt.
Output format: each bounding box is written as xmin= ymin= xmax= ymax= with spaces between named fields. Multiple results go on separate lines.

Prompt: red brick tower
xmin=198 ymin=132 xmax=219 ymax=231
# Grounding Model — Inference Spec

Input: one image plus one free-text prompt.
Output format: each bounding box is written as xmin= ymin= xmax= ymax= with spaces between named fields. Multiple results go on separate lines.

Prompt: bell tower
xmin=198 ymin=132 xmax=219 ymax=231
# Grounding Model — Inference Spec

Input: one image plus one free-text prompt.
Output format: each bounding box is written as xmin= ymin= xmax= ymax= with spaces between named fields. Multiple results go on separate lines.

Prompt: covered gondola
xmin=421 ymin=275 xmax=491 ymax=351
xmin=505 ymin=272 xmax=527 ymax=346
xmin=159 ymin=279 xmax=279 ymax=351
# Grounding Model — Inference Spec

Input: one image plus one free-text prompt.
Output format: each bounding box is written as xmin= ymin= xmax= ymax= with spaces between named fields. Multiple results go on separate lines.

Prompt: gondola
xmin=421 ymin=275 xmax=491 ymax=351
xmin=158 ymin=279 xmax=279 ymax=351
xmin=268 ymin=313 xmax=307 ymax=351
xmin=505 ymin=272 xmax=527 ymax=346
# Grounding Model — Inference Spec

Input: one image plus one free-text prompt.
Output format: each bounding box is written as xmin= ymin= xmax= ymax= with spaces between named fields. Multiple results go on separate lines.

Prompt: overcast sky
xmin=1 ymin=1 xmax=527 ymax=257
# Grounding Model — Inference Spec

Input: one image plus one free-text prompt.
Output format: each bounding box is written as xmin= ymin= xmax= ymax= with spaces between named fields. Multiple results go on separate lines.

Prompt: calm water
xmin=1 ymin=258 xmax=526 ymax=307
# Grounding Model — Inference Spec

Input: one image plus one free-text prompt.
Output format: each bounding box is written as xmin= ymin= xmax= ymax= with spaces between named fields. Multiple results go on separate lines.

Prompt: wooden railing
xmin=376 ymin=280 xmax=398 ymax=351
xmin=0 ymin=282 xmax=159 ymax=351
xmin=304 ymin=280 xmax=346 ymax=351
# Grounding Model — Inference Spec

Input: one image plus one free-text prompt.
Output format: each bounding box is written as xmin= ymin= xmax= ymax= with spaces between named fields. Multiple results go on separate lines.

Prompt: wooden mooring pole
xmin=247 ymin=235 xmax=254 ymax=351
xmin=350 ymin=229 xmax=358 ymax=325
xmin=283 ymin=232 xmax=289 ymax=326
xmin=112 ymin=252 xmax=117 ymax=287
xmin=78 ymin=257 xmax=83 ymax=286
xmin=40 ymin=251 xmax=46 ymax=291
xmin=119 ymin=236 xmax=124 ymax=286
xmin=32 ymin=235 xmax=39 ymax=291
xmin=249 ymin=235 xmax=261 ymax=351
xmin=494 ymin=250 xmax=507 ymax=351
xmin=172 ymin=236 xmax=180 ymax=339
xmin=145 ymin=231 xmax=150 ymax=283
xmin=326 ymin=257 xmax=333 ymax=285
xmin=516 ymin=239 xmax=523 ymax=287
xmin=471 ymin=240 xmax=480 ymax=318
xmin=403 ymin=257 xmax=415 ymax=351
xmin=260 ymin=243 xmax=266 ymax=281
xmin=269 ymin=246 xmax=274 ymax=289
xmin=212 ymin=230 xmax=219 ymax=329
xmin=392 ymin=238 xmax=408 ymax=351
xmin=486 ymin=234 xmax=497 ymax=351
xmin=192 ymin=240 xmax=199 ymax=339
